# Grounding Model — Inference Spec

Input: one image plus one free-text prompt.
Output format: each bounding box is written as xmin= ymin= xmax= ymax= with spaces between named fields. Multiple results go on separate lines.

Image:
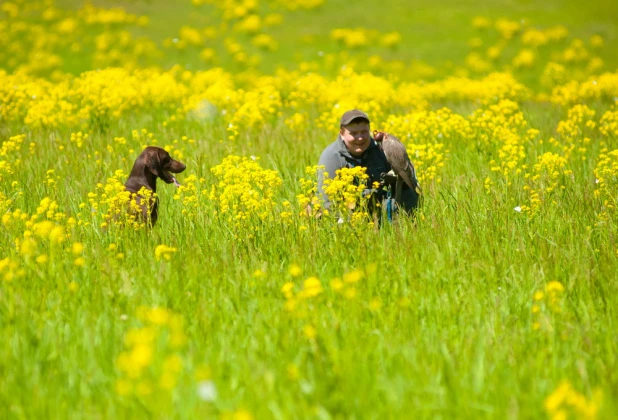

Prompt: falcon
xmin=373 ymin=131 xmax=421 ymax=206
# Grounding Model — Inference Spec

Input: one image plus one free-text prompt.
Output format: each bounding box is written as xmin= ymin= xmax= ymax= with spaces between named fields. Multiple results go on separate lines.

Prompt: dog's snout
xmin=171 ymin=160 xmax=186 ymax=173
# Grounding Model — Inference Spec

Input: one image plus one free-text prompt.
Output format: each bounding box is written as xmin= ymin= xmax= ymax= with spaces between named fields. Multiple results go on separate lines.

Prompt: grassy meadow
xmin=1 ymin=0 xmax=618 ymax=418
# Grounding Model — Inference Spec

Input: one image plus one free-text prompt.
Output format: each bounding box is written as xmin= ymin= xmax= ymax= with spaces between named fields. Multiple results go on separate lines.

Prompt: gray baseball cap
xmin=340 ymin=109 xmax=370 ymax=126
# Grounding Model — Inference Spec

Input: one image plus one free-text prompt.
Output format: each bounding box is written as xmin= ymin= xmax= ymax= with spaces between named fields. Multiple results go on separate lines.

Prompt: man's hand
xmin=362 ymin=188 xmax=377 ymax=198
xmin=362 ymin=188 xmax=388 ymax=204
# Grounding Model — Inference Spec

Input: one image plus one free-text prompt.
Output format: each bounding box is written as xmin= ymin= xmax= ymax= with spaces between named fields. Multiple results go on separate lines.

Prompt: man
xmin=317 ymin=109 xmax=420 ymax=215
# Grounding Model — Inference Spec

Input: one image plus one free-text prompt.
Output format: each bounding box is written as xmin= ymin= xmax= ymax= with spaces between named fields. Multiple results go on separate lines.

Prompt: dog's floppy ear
xmin=147 ymin=149 xmax=162 ymax=178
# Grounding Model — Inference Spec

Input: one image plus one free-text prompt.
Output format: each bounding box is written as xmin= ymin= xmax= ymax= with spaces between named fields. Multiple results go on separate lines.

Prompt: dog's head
xmin=142 ymin=146 xmax=186 ymax=186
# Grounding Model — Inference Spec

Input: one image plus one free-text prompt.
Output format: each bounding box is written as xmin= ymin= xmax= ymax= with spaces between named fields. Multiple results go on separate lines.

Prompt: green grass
xmin=2 ymin=106 xmax=617 ymax=417
xmin=1 ymin=0 xmax=618 ymax=418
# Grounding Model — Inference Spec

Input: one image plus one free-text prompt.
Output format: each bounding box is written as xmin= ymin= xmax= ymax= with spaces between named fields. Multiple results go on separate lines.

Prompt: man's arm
xmin=317 ymin=146 xmax=343 ymax=211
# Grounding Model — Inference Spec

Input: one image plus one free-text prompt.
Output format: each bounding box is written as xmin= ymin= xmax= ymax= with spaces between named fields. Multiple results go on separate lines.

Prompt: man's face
xmin=340 ymin=121 xmax=371 ymax=157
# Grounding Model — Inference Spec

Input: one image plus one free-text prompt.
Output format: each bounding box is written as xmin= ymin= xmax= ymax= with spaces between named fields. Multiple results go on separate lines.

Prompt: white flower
xmin=197 ymin=380 xmax=217 ymax=402
xmin=514 ymin=206 xmax=522 ymax=213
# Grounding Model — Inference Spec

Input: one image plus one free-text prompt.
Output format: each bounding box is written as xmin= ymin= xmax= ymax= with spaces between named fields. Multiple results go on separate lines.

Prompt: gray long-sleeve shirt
xmin=317 ymin=135 xmax=419 ymax=211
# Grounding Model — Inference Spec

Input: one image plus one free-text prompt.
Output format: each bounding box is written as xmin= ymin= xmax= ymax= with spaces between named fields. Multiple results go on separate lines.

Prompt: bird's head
xmin=373 ymin=131 xmax=387 ymax=143
xmin=373 ymin=131 xmax=387 ymax=151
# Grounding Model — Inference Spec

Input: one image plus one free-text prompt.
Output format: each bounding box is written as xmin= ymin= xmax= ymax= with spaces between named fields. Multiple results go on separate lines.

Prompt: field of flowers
xmin=1 ymin=0 xmax=618 ymax=418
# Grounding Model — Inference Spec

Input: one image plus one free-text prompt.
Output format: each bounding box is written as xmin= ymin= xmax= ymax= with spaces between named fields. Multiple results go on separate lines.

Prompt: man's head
xmin=339 ymin=109 xmax=371 ymax=157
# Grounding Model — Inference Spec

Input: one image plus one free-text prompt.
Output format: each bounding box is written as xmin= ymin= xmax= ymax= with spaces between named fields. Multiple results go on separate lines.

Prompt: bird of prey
xmin=373 ymin=131 xmax=421 ymax=207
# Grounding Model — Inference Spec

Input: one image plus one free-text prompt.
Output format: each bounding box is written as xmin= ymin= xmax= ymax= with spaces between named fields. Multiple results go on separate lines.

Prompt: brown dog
xmin=124 ymin=146 xmax=186 ymax=226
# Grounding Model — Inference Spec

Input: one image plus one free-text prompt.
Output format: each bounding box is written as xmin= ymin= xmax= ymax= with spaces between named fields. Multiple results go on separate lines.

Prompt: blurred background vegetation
xmin=3 ymin=0 xmax=617 ymax=89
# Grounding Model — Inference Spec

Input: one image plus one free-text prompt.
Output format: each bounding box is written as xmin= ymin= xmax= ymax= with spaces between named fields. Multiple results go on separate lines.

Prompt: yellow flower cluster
xmin=0 ymin=134 xmax=26 ymax=182
xmin=68 ymin=131 xmax=88 ymax=149
xmin=1 ymin=68 xmax=188 ymax=129
xmin=79 ymin=3 xmax=149 ymax=26
xmin=494 ymin=18 xmax=521 ymax=40
xmin=489 ymin=129 xmax=526 ymax=184
xmin=331 ymin=269 xmax=365 ymax=300
xmin=209 ymin=155 xmax=283 ymax=227
xmin=544 ymin=380 xmax=601 ymax=420
xmin=520 ymin=153 xmax=572 ymax=216
xmin=540 ymin=62 xmax=567 ymax=89
xmin=469 ymin=99 xmax=527 ymax=146
xmin=465 ymin=16 xmax=605 ymax=82
xmin=531 ymin=280 xmax=566 ymax=331
xmin=0 ymin=256 xmax=24 ymax=282
xmin=599 ymin=106 xmax=618 ymax=138
xmin=281 ymin=271 xmax=324 ymax=341
xmin=330 ymin=28 xmax=402 ymax=49
xmin=164 ymin=25 xmax=211 ymax=50
xmin=405 ymin=142 xmax=447 ymax=185
xmin=549 ymin=72 xmax=618 ymax=106
xmin=284 ymin=112 xmax=309 ymax=133
xmin=593 ymin=148 xmax=618 ymax=223
xmin=21 ymin=198 xmax=67 ymax=238
xmin=92 ymin=30 xmax=160 ymax=70
xmin=0 ymin=195 xmax=89 ymax=278
xmin=173 ymin=174 xmax=206 ymax=218
xmin=282 ymin=276 xmax=324 ymax=311
xmin=186 ymin=0 xmax=321 ymax=67
xmin=84 ymin=169 xmax=153 ymax=229
xmin=20 ymin=218 xmax=66 ymax=266
xmin=1 ymin=66 xmax=551 ymax=134
xmin=226 ymin=84 xmax=282 ymax=139
xmin=115 ymin=307 xmax=187 ymax=399
xmin=280 ymin=265 xmax=384 ymax=342
xmin=155 ymin=245 xmax=177 ymax=262
xmin=272 ymin=0 xmax=324 ymax=10
xmin=296 ymin=165 xmax=325 ymax=219
xmin=556 ymin=104 xmax=596 ymax=160
xmin=106 ymin=243 xmax=126 ymax=261
xmin=408 ymin=72 xmax=530 ymax=105
xmin=0 ymin=0 xmax=152 ymax=76
xmin=322 ymin=166 xmax=373 ymax=224
xmin=512 ymin=48 xmax=536 ymax=68
xmin=281 ymin=266 xmax=370 ymax=340
xmin=379 ymin=101 xmax=531 ymax=186
xmin=562 ymin=39 xmax=591 ymax=64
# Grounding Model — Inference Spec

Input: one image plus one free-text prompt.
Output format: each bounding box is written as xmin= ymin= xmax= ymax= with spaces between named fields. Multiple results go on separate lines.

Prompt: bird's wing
xmin=396 ymin=163 xmax=416 ymax=190
xmin=384 ymin=136 xmax=416 ymax=189
xmin=401 ymin=160 xmax=418 ymax=190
